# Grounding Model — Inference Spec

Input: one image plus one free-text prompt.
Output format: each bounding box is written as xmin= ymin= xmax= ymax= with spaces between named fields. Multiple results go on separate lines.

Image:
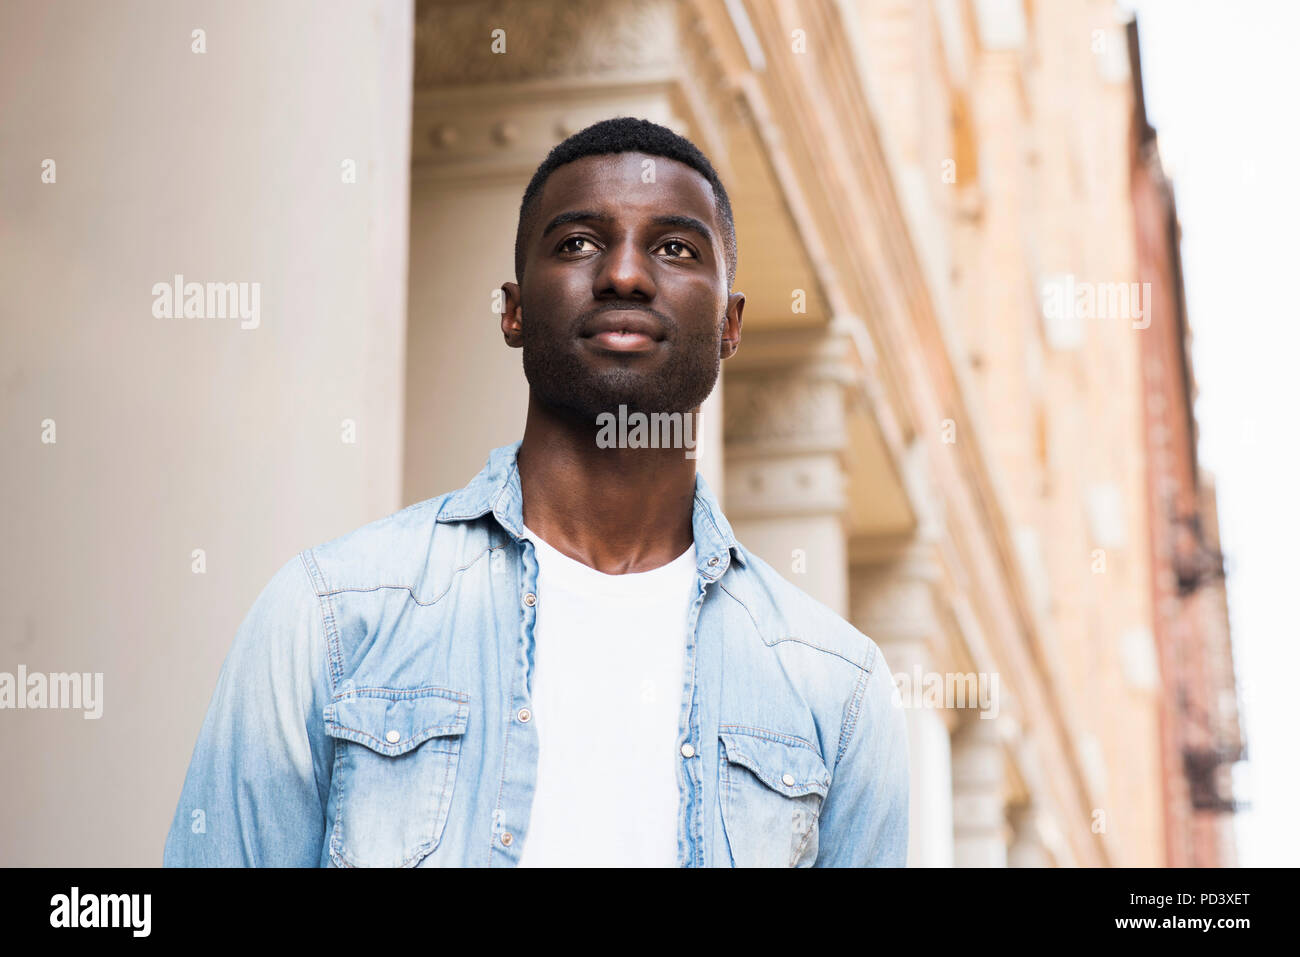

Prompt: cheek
xmin=519 ymin=296 xmax=568 ymax=341
xmin=677 ymin=312 xmax=724 ymax=350
xmin=520 ymin=270 xmax=574 ymax=313
xmin=680 ymin=288 xmax=726 ymax=332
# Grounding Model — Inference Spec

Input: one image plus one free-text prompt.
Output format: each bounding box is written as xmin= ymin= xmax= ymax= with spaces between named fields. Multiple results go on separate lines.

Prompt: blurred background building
xmin=1127 ymin=17 xmax=1243 ymax=865
xmin=0 ymin=0 xmax=1243 ymax=865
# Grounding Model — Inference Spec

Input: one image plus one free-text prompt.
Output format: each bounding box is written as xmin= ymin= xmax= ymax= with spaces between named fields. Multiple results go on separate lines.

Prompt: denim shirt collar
xmin=437 ymin=440 xmax=747 ymax=579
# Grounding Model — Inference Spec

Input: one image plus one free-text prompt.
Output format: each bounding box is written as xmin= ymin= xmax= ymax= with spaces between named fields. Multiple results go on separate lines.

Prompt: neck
xmin=516 ymin=393 xmax=698 ymax=574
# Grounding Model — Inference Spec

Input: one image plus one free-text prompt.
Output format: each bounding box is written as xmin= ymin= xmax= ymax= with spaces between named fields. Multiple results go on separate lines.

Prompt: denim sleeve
xmin=163 ymin=553 xmax=332 ymax=866
xmin=813 ymin=642 xmax=910 ymax=867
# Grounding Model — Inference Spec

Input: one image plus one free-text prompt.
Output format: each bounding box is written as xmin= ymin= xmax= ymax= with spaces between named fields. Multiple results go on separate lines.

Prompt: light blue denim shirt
xmin=163 ymin=441 xmax=909 ymax=867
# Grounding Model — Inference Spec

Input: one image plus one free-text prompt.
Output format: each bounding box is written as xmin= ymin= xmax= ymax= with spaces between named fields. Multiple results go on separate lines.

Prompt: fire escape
xmin=1171 ymin=510 xmax=1247 ymax=814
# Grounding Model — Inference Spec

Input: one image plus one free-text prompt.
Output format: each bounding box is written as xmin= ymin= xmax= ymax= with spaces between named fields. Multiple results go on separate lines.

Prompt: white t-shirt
xmin=515 ymin=523 xmax=698 ymax=867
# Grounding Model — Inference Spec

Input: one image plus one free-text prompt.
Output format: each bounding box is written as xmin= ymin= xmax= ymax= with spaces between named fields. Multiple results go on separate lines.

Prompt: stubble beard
xmin=521 ymin=323 xmax=721 ymax=421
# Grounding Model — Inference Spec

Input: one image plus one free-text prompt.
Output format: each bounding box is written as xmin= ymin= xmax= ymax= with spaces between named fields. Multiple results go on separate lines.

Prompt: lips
xmin=579 ymin=309 xmax=666 ymax=354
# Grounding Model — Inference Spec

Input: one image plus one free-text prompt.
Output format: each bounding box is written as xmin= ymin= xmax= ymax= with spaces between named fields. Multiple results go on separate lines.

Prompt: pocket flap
xmin=324 ymin=689 xmax=469 ymax=756
xmin=718 ymin=729 xmax=831 ymax=798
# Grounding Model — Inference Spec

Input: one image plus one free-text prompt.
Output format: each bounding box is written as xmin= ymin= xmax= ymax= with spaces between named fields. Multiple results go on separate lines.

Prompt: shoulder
xmin=721 ymin=545 xmax=882 ymax=677
xmin=298 ymin=492 xmax=490 ymax=600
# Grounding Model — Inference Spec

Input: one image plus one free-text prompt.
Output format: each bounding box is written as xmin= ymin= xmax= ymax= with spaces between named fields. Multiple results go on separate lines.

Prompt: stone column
xmin=852 ymin=540 xmax=956 ymax=868
xmin=723 ymin=326 xmax=854 ymax=616
xmin=886 ymin=636 xmax=956 ymax=868
xmin=0 ymin=0 xmax=416 ymax=866
xmin=951 ymin=715 xmax=1009 ymax=867
xmin=1008 ymin=801 xmax=1052 ymax=867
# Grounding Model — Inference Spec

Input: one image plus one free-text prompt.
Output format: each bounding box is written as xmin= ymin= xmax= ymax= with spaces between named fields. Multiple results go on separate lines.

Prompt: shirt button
xmin=680 ymin=743 xmax=696 ymax=758
xmin=500 ymin=832 xmax=514 ymax=847
xmin=708 ymin=556 xmax=719 ymax=566
xmin=386 ymin=730 xmax=401 ymax=744
xmin=782 ymin=773 xmax=796 ymax=787
xmin=523 ymin=592 xmax=537 ymax=607
xmin=517 ymin=708 xmax=531 ymax=723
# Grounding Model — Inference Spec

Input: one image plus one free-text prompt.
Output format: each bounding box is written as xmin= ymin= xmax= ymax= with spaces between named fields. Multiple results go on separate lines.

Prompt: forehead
xmin=535 ymin=152 xmax=719 ymax=227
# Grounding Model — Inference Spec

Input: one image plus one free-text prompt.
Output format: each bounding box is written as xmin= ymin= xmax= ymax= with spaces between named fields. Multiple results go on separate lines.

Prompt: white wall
xmin=404 ymin=173 xmax=530 ymax=500
xmin=0 ymin=0 xmax=414 ymax=865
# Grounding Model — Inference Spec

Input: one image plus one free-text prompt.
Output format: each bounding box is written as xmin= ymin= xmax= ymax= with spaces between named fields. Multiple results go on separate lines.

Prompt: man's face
xmin=501 ymin=152 xmax=743 ymax=419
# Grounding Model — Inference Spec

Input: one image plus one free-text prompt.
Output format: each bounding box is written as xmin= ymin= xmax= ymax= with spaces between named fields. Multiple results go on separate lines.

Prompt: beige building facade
xmin=1 ymin=0 xmax=1236 ymax=866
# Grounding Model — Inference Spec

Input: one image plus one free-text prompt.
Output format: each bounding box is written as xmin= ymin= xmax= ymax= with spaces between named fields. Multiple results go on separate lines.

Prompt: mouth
xmin=579 ymin=309 xmax=666 ymax=354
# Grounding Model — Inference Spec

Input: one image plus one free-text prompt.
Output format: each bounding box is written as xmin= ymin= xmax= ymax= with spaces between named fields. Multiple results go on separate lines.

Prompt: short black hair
xmin=514 ymin=116 xmax=738 ymax=291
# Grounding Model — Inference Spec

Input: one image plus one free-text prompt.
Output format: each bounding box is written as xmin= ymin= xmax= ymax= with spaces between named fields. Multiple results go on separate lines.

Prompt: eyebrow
xmin=540 ymin=209 xmax=716 ymax=245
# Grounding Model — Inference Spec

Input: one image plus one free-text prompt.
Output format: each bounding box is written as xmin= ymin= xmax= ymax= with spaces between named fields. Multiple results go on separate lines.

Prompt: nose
xmin=593 ymin=235 xmax=657 ymax=302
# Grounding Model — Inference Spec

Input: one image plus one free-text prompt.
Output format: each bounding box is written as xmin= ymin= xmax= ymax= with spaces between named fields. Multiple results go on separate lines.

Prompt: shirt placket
xmin=676 ymin=552 xmax=725 ymax=867
xmin=489 ymin=536 xmax=541 ymax=865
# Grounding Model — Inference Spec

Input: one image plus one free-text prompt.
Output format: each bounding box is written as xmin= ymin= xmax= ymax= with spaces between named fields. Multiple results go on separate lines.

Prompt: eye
xmin=558 ymin=236 xmax=599 ymax=254
xmin=657 ymin=239 xmax=698 ymax=259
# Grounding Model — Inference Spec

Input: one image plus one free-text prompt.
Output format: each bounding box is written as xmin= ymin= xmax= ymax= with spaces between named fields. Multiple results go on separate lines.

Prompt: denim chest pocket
xmin=718 ymin=728 xmax=831 ymax=867
xmin=323 ymin=688 xmax=469 ymax=868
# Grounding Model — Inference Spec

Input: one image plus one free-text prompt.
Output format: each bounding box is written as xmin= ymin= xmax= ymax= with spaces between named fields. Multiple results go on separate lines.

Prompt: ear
xmin=500 ymin=282 xmax=524 ymax=348
xmin=720 ymin=291 xmax=744 ymax=360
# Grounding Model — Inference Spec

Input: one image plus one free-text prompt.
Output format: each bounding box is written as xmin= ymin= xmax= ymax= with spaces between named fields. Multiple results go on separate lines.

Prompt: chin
xmin=525 ymin=349 xmax=717 ymax=419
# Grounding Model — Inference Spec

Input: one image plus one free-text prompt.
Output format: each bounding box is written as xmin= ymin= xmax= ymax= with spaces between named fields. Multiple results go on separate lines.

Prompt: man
xmin=164 ymin=117 xmax=909 ymax=868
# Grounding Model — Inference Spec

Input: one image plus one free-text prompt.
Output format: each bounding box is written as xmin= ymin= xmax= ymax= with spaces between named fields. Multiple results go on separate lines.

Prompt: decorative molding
xmin=414 ymin=0 xmax=681 ymax=88
xmin=410 ymin=0 xmax=735 ymax=182
xmin=410 ymin=83 xmax=688 ymax=180
xmin=724 ymin=375 xmax=846 ymax=452
xmin=723 ymin=453 xmax=845 ymax=519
